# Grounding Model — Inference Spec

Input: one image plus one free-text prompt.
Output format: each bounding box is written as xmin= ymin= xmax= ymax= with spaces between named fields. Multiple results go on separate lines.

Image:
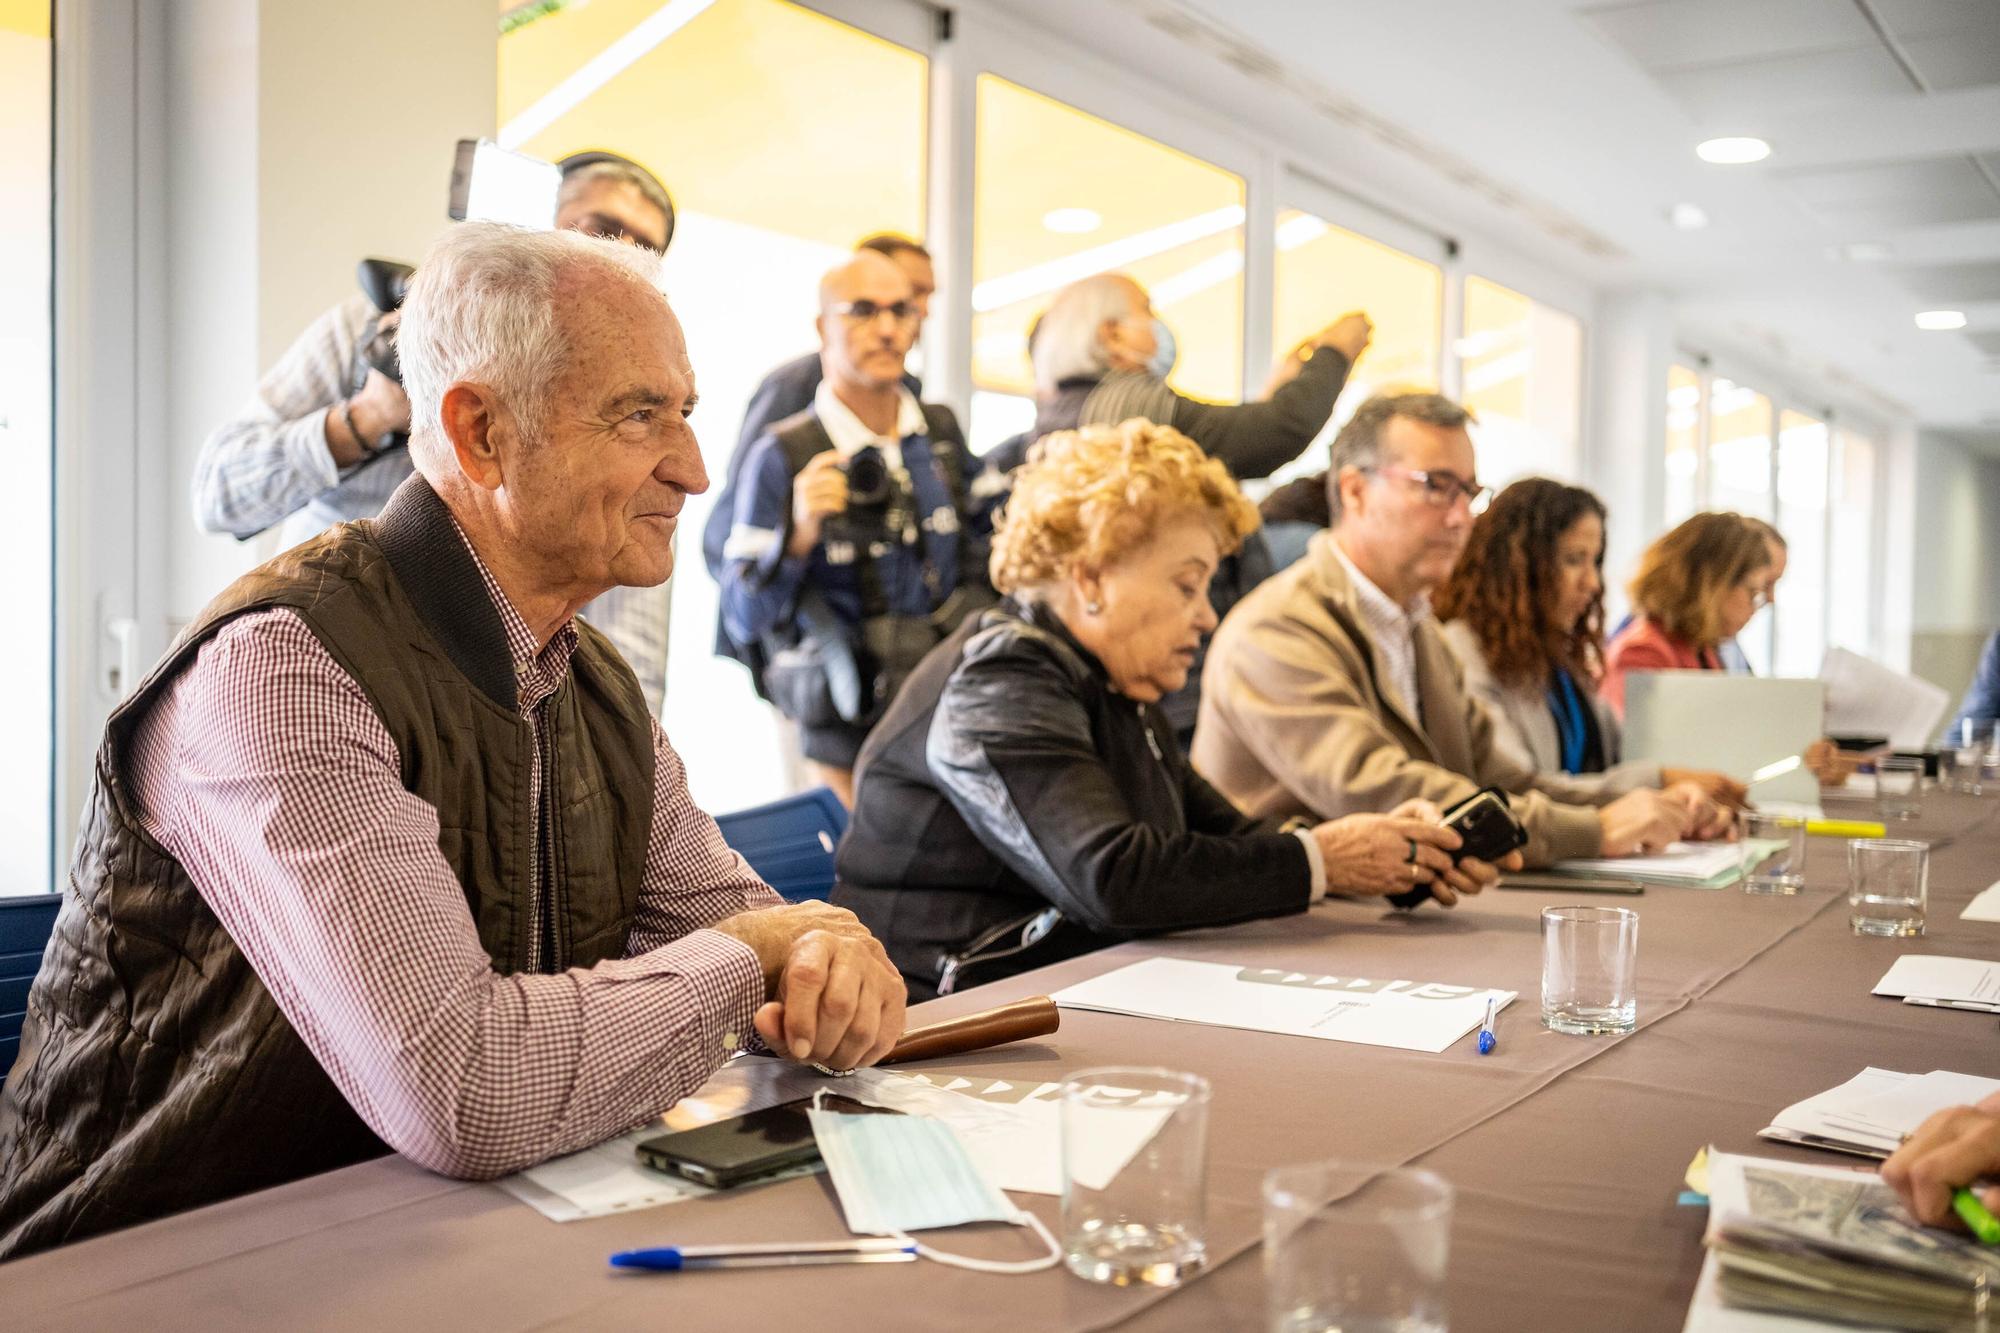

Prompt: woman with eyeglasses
xmin=1435 ymin=479 xmax=1748 ymax=812
xmin=1601 ymin=511 xmax=1776 ymax=718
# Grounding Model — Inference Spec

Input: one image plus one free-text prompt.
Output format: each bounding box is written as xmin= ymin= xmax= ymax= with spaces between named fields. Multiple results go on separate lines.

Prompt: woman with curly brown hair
xmin=1434 ymin=478 xmax=1745 ymax=810
xmin=832 ymin=420 xmax=1513 ymax=1000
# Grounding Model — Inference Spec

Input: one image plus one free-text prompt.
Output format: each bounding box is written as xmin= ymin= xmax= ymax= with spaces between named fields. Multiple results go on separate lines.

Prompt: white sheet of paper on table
xmin=1871 ymin=954 xmax=2000 ymax=1005
xmin=1836 ymin=1069 xmax=2000 ymax=1143
xmin=1757 ymin=1066 xmax=1912 ymax=1155
xmin=1552 ymin=840 xmax=1760 ymax=883
xmin=1962 ymin=881 xmax=2000 ymax=923
xmin=1052 ymin=957 xmax=1514 ymax=1054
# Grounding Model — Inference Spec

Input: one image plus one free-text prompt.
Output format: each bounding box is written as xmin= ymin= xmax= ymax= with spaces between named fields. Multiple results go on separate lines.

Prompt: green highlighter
xmin=1952 ymin=1187 xmax=2000 ymax=1245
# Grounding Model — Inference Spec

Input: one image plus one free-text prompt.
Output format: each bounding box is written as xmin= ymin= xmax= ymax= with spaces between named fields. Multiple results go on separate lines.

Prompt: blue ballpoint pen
xmin=1478 ymin=996 xmax=1498 ymax=1055
xmin=610 ymin=1238 xmax=917 ymax=1271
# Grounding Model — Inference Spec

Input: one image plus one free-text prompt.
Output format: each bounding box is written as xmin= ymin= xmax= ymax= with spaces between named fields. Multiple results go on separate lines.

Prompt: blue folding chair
xmin=1 ymin=894 xmax=61 ymax=1092
xmin=713 ymin=788 xmax=849 ymax=903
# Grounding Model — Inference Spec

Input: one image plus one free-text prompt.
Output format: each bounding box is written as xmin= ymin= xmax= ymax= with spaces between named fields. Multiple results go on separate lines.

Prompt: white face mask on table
xmin=808 ymin=1091 xmax=1061 ymax=1274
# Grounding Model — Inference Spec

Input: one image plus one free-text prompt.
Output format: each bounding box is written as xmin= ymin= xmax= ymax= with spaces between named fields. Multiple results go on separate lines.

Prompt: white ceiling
xmin=977 ymin=0 xmax=2000 ymax=444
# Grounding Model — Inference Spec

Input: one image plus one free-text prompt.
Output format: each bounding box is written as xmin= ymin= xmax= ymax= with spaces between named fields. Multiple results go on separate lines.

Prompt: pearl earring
xmin=1086 ymin=600 xmax=1103 ymax=615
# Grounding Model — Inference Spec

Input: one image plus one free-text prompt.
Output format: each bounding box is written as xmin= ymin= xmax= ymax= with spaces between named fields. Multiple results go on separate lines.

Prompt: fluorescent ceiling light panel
xmin=500 ymin=0 xmax=718 ymax=150
xmin=971 ymin=205 xmax=1247 ymax=313
xmin=1915 ymin=310 xmax=1968 ymax=331
xmin=1695 ymin=137 xmax=1771 ymax=165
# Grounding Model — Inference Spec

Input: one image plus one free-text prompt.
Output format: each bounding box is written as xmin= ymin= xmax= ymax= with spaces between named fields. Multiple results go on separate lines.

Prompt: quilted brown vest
xmin=0 ymin=477 xmax=655 ymax=1259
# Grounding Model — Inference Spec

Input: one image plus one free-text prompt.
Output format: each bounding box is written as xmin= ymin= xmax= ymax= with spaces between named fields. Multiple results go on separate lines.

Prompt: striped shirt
xmin=125 ymin=521 xmax=782 ymax=1180
xmin=189 ymin=293 xmax=672 ymax=712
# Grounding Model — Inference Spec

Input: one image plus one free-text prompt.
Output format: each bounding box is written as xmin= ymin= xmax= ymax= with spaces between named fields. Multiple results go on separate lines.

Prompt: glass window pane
xmin=1268 ymin=210 xmax=1440 ymax=476
xmin=969 ymin=72 xmax=1244 ymax=435
xmin=1828 ymin=428 xmax=1878 ymax=657
xmin=1459 ymin=275 xmax=1583 ymax=488
xmin=1705 ymin=378 xmax=1773 ymax=521
xmin=0 ymin=1 xmax=52 ymax=892
xmin=1664 ymin=364 xmax=1702 ymax=524
xmin=1773 ymin=410 xmax=1828 ymax=677
xmin=500 ymin=0 xmax=927 ymax=813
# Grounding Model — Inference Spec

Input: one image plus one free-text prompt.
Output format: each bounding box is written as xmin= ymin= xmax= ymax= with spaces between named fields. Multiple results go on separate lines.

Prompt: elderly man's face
xmin=509 ymin=267 xmax=705 ymax=593
xmin=819 ymin=253 xmax=917 ymax=392
xmin=555 ymin=176 xmax=669 ymax=254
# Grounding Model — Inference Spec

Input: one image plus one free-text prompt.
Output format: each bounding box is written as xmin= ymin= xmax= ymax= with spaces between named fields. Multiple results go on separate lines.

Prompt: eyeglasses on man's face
xmin=1365 ymin=464 xmax=1492 ymax=513
xmin=828 ymin=299 xmax=921 ymax=326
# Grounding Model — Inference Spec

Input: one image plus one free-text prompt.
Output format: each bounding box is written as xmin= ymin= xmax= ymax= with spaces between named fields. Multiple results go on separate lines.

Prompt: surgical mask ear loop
xmin=899 ymin=1210 xmax=1061 ymax=1274
xmin=812 ymin=1090 xmax=1062 ymax=1274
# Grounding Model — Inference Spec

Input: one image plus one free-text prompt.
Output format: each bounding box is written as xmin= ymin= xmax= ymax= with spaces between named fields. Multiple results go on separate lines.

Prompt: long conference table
xmin=6 ymin=793 xmax=1999 ymax=1331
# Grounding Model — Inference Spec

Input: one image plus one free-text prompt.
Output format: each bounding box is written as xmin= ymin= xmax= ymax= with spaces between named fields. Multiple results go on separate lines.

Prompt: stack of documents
xmin=1821 ymin=647 xmax=1953 ymax=750
xmin=1759 ymin=1067 xmax=2000 ymax=1158
xmin=1874 ymin=955 xmax=2000 ymax=1014
xmin=1549 ymin=839 xmax=1782 ymax=889
xmin=1693 ymin=1150 xmax=2000 ymax=1331
xmin=1052 ymin=957 xmax=1512 ymax=1054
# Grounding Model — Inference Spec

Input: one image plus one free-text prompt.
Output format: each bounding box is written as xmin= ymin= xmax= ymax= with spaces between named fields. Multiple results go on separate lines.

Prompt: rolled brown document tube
xmin=880 ymin=996 xmax=1060 ymax=1066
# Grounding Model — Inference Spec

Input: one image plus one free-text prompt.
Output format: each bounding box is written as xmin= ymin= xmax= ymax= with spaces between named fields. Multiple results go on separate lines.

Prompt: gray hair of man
xmin=1029 ymin=272 xmax=1140 ymax=398
xmin=398 ymin=220 xmax=662 ymax=477
xmin=1324 ymin=391 xmax=1476 ymax=523
xmin=556 ymin=159 xmax=675 ymax=233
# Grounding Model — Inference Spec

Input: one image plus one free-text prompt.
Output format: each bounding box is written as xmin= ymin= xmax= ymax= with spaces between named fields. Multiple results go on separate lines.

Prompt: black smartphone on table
xmin=635 ymin=1094 xmax=891 ymax=1190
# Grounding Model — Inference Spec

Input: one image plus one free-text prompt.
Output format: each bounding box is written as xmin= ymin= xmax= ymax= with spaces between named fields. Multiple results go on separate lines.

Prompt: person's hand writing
xmin=1598 ymin=788 xmax=1686 ymax=857
xmin=1881 ymin=1092 xmax=2000 ymax=1228
xmin=711 ymin=901 xmax=906 ymax=1071
xmin=786 ymin=450 xmax=850 ymax=559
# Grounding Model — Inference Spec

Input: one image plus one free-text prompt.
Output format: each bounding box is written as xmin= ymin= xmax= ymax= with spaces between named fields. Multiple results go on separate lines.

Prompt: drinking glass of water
xmin=1848 ymin=838 xmax=1928 ymax=937
xmin=1872 ymin=754 xmax=1924 ymax=822
xmin=1541 ymin=905 xmax=1639 ymax=1034
xmin=1263 ymin=1162 xmax=1452 ymax=1333
xmin=1060 ymin=1067 xmax=1208 ymax=1287
xmin=1739 ymin=810 xmax=1806 ymax=894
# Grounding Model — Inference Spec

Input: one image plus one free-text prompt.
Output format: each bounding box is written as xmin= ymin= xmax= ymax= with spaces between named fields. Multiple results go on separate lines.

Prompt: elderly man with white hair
xmin=0 ymin=222 xmax=906 ymax=1260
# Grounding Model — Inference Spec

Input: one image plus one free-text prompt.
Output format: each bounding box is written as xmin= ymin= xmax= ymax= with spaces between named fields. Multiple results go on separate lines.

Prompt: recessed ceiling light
xmin=1696 ymin=136 xmax=1771 ymax=165
xmin=1041 ymin=207 xmax=1102 ymax=235
xmin=1915 ymin=310 xmax=1968 ymax=331
xmin=1668 ymin=202 xmax=1709 ymax=230
xmin=1827 ymin=241 xmax=1894 ymax=262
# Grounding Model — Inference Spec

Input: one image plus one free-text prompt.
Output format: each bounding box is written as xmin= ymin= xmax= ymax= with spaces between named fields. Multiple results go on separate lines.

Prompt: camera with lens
xmin=841 ymin=445 xmax=893 ymax=512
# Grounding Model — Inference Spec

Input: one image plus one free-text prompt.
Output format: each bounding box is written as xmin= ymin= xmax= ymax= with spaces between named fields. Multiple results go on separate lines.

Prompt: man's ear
xmin=1335 ymin=464 xmax=1369 ymax=522
xmin=438 ymin=382 xmax=508 ymax=492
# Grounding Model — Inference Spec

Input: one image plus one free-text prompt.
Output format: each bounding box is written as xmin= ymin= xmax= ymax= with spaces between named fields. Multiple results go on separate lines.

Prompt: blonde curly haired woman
xmin=832 ymin=420 xmax=1509 ymax=1000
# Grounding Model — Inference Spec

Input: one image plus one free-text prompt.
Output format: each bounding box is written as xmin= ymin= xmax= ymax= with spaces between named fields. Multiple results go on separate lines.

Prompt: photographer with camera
xmin=188 ymin=151 xmax=679 ymax=708
xmin=719 ymin=250 xmax=992 ymax=806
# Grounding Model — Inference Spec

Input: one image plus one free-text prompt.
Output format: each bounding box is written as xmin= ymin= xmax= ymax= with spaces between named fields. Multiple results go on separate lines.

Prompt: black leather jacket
xmin=832 ymin=599 xmax=1311 ymax=1000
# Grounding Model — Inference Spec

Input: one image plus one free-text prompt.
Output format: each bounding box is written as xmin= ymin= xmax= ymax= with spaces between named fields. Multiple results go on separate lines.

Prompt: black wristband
xmin=339 ymin=400 xmax=376 ymax=457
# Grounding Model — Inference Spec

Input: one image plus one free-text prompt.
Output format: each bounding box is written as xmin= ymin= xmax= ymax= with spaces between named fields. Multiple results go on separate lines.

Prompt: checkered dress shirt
xmin=125 ymin=523 xmax=781 ymax=1179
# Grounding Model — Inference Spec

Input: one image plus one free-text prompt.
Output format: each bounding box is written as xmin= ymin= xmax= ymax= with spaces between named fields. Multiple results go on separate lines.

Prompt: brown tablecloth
xmin=6 ymin=796 xmax=1998 ymax=1332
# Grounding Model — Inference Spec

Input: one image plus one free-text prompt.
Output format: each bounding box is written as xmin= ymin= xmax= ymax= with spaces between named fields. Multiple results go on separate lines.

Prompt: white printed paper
xmin=1552 ymin=840 xmax=1772 ymax=885
xmin=1872 ymin=955 xmax=2000 ymax=1006
xmin=1757 ymin=1067 xmax=1912 ymax=1157
xmin=1962 ymin=881 xmax=2000 ymax=923
xmin=1840 ymin=1070 xmax=2000 ymax=1143
xmin=1052 ymin=957 xmax=1512 ymax=1054
xmin=1821 ymin=647 xmax=1952 ymax=750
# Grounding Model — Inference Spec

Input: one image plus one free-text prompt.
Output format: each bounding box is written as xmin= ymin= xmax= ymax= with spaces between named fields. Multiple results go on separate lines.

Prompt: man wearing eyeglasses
xmin=1192 ymin=391 xmax=1696 ymax=868
xmin=190 ymin=151 xmax=677 ymax=708
xmin=718 ymin=250 xmax=991 ymax=805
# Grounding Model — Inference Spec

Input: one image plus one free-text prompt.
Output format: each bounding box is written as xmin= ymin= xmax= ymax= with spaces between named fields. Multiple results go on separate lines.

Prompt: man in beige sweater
xmin=1193 ymin=392 xmax=1702 ymax=868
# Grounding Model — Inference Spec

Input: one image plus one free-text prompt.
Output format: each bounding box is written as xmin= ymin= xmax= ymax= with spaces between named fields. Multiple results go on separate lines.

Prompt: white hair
xmin=1030 ymin=273 xmax=1140 ymax=398
xmin=397 ymin=220 xmax=662 ymax=471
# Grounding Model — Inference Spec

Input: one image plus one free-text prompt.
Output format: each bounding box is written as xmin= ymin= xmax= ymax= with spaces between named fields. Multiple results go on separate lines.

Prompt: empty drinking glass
xmin=1541 ymin=905 xmax=1639 ymax=1035
xmin=1739 ymin=810 xmax=1806 ymax=894
xmin=1060 ymin=1067 xmax=1209 ymax=1287
xmin=1848 ymin=838 xmax=1928 ymax=937
xmin=1873 ymin=755 xmax=1924 ymax=822
xmin=1263 ymin=1162 xmax=1452 ymax=1333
